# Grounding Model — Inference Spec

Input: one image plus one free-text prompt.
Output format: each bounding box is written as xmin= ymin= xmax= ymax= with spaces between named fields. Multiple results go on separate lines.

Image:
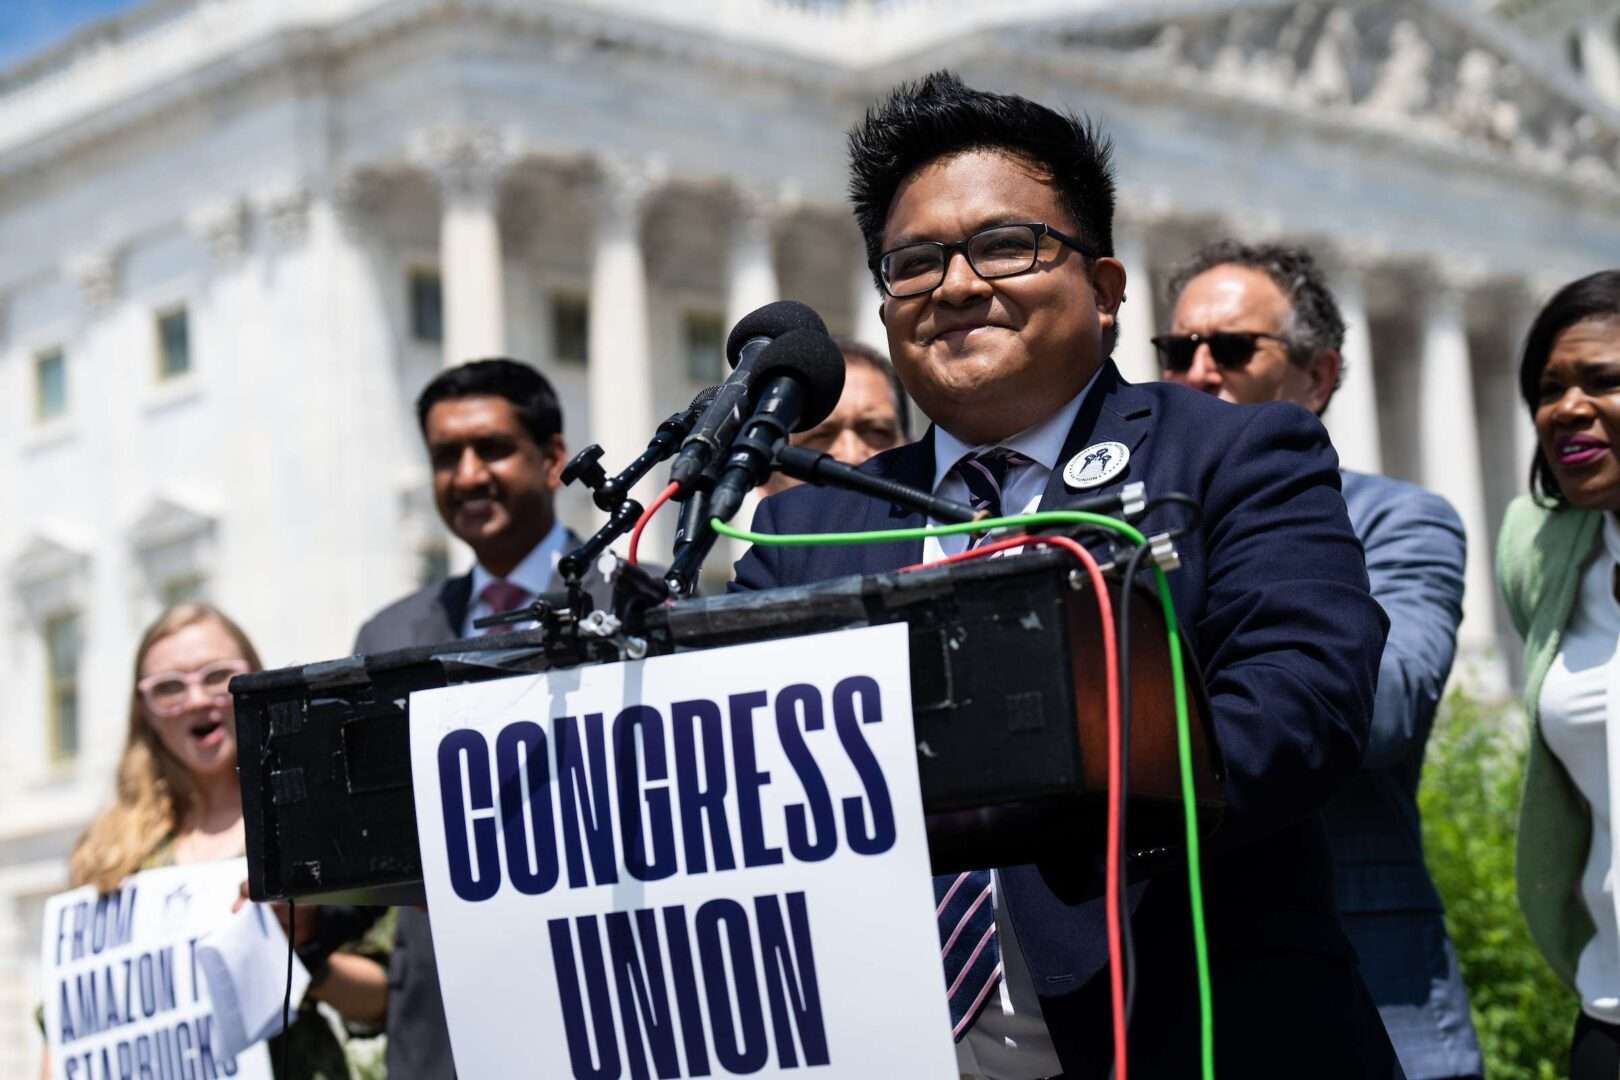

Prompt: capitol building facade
xmin=4 ymin=0 xmax=1620 ymax=1070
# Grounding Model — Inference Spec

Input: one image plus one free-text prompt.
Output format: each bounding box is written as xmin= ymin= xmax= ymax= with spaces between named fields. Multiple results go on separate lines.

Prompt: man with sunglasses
xmin=1162 ymin=241 xmax=1481 ymax=1080
xmin=735 ymin=72 xmax=1398 ymax=1077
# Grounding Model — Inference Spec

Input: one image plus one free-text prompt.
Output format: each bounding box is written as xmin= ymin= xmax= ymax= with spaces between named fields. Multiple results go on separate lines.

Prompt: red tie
xmin=478 ymin=579 xmax=531 ymax=633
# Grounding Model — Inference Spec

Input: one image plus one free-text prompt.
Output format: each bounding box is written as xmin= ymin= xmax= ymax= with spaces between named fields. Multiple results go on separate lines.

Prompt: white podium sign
xmin=40 ymin=860 xmax=273 ymax=1080
xmin=411 ymin=623 xmax=955 ymax=1078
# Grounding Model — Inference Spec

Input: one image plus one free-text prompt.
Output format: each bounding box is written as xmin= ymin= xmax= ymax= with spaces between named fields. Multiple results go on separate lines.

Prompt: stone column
xmin=1580 ymin=18 xmax=1620 ymax=105
xmin=1112 ymin=221 xmax=1160 ymax=384
xmin=850 ymin=250 xmax=888 ymax=354
xmin=413 ymin=128 xmax=513 ymax=367
xmin=726 ymin=185 xmax=781 ymax=334
xmin=1417 ymin=268 xmax=1497 ymax=656
xmin=721 ymin=186 xmax=783 ymax=565
xmin=1509 ymin=280 xmax=1559 ymax=495
xmin=587 ymin=157 xmax=663 ymax=488
xmin=1322 ymin=261 xmax=1383 ymax=474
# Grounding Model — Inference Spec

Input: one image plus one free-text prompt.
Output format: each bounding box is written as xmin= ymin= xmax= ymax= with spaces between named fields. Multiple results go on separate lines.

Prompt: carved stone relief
xmin=1060 ymin=2 xmax=1620 ymax=189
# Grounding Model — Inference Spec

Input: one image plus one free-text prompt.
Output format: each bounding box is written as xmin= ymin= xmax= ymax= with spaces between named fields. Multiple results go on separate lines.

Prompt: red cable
xmin=900 ymin=534 xmax=1128 ymax=1078
xmin=628 ymin=481 xmax=681 ymax=567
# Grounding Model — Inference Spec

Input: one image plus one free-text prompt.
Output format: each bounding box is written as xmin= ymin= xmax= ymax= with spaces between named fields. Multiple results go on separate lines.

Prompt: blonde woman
xmin=49 ymin=603 xmax=387 ymax=1079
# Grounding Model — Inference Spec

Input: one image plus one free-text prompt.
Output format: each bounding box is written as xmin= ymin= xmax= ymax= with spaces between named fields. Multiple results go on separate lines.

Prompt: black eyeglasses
xmin=1151 ymin=331 xmax=1292 ymax=373
xmin=874 ymin=223 xmax=1094 ymax=298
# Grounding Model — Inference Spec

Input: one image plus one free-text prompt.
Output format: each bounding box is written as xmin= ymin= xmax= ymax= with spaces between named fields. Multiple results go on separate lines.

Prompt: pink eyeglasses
xmin=136 ymin=659 xmax=251 ymax=716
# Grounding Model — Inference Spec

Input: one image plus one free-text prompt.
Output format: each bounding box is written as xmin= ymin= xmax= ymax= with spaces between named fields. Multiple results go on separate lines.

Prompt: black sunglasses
xmin=1151 ymin=331 xmax=1293 ymax=373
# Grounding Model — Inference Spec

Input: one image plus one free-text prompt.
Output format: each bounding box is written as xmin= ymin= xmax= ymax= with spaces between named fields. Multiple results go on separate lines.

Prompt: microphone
xmin=660 ymin=385 xmax=723 ymax=453
xmin=707 ymin=328 xmax=846 ymax=524
xmin=668 ymin=300 xmax=828 ymax=491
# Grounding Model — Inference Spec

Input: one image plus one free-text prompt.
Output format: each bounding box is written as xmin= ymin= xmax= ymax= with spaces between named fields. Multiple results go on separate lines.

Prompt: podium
xmin=234 ymin=549 xmax=1221 ymax=905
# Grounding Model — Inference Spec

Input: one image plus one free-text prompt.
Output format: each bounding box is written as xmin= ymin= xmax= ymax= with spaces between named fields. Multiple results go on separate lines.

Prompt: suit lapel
xmin=434 ymin=573 xmax=473 ymax=641
xmin=867 ymin=429 xmax=935 ymax=570
xmin=1039 ymin=361 xmax=1153 ymax=513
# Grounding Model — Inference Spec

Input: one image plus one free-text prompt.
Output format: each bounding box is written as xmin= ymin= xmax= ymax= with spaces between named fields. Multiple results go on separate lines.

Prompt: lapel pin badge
xmin=1064 ymin=441 xmax=1129 ymax=490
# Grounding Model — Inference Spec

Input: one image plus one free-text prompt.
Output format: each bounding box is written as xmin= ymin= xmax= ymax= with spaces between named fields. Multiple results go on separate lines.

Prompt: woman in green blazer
xmin=1497 ymin=270 xmax=1620 ymax=1078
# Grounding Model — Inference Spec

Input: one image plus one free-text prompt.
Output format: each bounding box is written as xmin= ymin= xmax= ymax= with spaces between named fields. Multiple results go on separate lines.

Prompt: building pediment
xmin=1023 ymin=0 xmax=1620 ymax=189
xmin=10 ymin=533 xmax=87 ymax=588
xmin=10 ymin=531 xmax=90 ymax=618
xmin=127 ymin=495 xmax=215 ymax=553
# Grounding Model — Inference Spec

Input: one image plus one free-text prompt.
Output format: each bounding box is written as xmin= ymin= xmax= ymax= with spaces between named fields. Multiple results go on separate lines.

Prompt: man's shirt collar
xmin=468 ymin=518 xmax=569 ymax=599
xmin=930 ymin=368 xmax=1100 ymax=493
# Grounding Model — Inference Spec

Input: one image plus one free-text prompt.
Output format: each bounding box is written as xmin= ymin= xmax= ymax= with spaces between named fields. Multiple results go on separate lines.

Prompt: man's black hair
xmin=1167 ymin=240 xmax=1349 ymax=409
xmin=835 ymin=336 xmax=912 ymax=439
xmin=416 ymin=358 xmax=563 ymax=446
xmin=848 ymin=70 xmax=1116 ymax=288
xmin=1518 ymin=270 xmax=1620 ymax=505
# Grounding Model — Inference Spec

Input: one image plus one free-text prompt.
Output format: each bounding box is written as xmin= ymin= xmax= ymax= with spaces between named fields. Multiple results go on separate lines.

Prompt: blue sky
xmin=1 ymin=0 xmax=145 ymax=68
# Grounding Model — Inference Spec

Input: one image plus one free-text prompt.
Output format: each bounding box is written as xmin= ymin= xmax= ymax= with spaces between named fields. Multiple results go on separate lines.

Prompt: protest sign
xmin=41 ymin=859 xmax=273 ymax=1080
xmin=412 ymin=623 xmax=954 ymax=1078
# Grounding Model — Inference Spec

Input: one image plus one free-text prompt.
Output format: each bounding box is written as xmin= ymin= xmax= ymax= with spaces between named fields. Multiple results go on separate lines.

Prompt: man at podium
xmin=734 ymin=72 xmax=1402 ymax=1078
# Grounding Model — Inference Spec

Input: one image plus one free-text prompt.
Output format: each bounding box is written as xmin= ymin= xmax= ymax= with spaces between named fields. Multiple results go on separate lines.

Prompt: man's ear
xmin=544 ymin=433 xmax=568 ymax=488
xmin=1308 ymin=349 xmax=1342 ymax=415
xmin=1090 ymin=257 xmax=1127 ymax=337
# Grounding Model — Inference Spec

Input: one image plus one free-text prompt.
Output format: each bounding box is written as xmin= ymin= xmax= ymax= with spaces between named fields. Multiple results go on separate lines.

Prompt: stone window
xmin=34 ymin=347 xmax=66 ymax=422
xmin=44 ymin=611 xmax=81 ymax=763
xmin=13 ymin=534 xmax=90 ymax=776
xmin=160 ymin=574 xmax=208 ymax=606
xmin=417 ymin=542 xmax=450 ymax=588
xmin=552 ymin=294 xmax=589 ymax=365
xmin=156 ymin=306 xmax=191 ymax=380
xmin=410 ymin=268 xmax=444 ymax=343
xmin=129 ymin=497 xmax=217 ymax=624
xmin=683 ymin=311 xmax=725 ymax=381
xmin=400 ymin=484 xmax=451 ymax=590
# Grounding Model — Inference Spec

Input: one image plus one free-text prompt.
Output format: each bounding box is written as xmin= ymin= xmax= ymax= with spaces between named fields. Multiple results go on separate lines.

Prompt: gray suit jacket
xmin=352 ymin=531 xmax=615 ymax=1080
xmin=1326 ymin=471 xmax=1481 ymax=1079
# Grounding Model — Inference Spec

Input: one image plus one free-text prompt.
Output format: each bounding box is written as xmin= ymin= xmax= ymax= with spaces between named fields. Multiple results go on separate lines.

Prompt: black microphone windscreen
xmin=756 ymin=329 xmax=847 ymax=432
xmin=687 ymin=385 xmax=722 ymax=413
xmin=725 ymin=301 xmax=828 ymax=366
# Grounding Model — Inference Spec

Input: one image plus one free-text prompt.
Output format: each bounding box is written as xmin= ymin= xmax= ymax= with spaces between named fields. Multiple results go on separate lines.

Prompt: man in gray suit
xmin=355 ymin=357 xmax=606 ymax=1079
xmin=1160 ymin=241 xmax=1482 ymax=1080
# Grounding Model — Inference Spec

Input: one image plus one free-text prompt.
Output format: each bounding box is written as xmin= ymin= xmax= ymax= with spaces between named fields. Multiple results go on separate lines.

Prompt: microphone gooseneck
xmin=557 ymin=386 xmax=728 ymax=583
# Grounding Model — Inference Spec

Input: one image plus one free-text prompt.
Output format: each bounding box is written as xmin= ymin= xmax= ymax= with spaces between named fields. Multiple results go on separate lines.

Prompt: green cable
xmin=1152 ymin=562 xmax=1214 ymax=1079
xmin=711 ymin=511 xmax=1216 ymax=1078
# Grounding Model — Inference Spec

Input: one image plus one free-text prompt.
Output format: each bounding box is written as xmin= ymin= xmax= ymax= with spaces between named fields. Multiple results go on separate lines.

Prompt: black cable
xmin=1116 ymin=540 xmax=1155 ymax=1037
xmin=1142 ymin=493 xmax=1203 ymax=539
xmin=281 ymin=898 xmax=295 ymax=1078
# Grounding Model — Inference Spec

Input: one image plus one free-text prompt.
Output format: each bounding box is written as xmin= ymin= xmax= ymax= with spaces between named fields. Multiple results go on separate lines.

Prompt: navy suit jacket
xmin=1326 ymin=471 xmax=1481 ymax=1079
xmin=734 ymin=362 xmax=1400 ymax=1077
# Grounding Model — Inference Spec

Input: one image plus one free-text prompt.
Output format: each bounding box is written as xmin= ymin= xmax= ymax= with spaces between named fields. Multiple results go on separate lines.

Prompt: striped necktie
xmin=950 ymin=447 xmax=1032 ymax=548
xmin=936 ymin=869 xmax=1001 ymax=1040
xmin=934 ymin=447 xmax=1028 ymax=1036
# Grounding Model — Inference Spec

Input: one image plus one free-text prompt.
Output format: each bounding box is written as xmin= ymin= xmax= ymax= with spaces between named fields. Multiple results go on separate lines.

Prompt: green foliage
xmin=345 ymin=1035 xmax=386 ymax=1080
xmin=1420 ymin=688 xmax=1573 ymax=1080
